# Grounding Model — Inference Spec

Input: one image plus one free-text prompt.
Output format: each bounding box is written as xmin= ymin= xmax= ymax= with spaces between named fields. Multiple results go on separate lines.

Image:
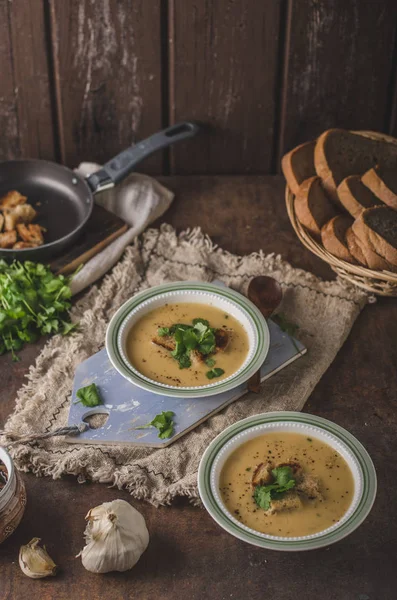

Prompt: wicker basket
xmin=285 ymin=130 xmax=397 ymax=297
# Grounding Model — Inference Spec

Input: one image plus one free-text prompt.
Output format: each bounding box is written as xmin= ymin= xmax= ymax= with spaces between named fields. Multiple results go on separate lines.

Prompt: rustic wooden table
xmin=0 ymin=177 xmax=396 ymax=600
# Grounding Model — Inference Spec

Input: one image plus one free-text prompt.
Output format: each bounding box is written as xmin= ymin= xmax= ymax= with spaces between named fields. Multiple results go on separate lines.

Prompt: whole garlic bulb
xmin=79 ymin=499 xmax=149 ymax=573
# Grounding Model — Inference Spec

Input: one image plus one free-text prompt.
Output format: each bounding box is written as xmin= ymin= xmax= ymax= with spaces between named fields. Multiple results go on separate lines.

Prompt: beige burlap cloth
xmin=2 ymin=225 xmax=368 ymax=506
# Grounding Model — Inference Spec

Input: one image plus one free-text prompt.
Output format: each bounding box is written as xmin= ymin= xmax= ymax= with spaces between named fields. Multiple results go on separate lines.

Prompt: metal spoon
xmin=247 ymin=276 xmax=283 ymax=393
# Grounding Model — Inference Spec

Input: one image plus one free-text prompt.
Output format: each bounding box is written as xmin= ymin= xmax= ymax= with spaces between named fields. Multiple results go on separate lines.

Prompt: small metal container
xmin=0 ymin=447 xmax=26 ymax=544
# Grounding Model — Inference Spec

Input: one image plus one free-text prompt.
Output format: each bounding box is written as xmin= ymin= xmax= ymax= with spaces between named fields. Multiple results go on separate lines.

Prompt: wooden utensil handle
xmin=247 ymin=370 xmax=261 ymax=393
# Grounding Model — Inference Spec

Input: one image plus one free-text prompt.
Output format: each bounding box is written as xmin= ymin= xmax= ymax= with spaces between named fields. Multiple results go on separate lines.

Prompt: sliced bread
xmin=352 ymin=206 xmax=397 ymax=267
xmin=281 ymin=140 xmax=316 ymax=195
xmin=337 ymin=175 xmax=382 ymax=218
xmin=352 ymin=229 xmax=394 ymax=271
xmin=361 ymin=166 xmax=397 ymax=211
xmin=346 ymin=228 xmax=367 ymax=266
xmin=320 ymin=215 xmax=355 ymax=263
xmin=314 ymin=129 xmax=397 ymax=204
xmin=294 ymin=176 xmax=337 ymax=239
xmin=346 ymin=223 xmax=396 ymax=271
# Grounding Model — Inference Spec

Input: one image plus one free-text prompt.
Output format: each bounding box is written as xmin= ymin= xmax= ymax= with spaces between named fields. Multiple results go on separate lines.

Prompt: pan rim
xmin=0 ymin=159 xmax=94 ymax=256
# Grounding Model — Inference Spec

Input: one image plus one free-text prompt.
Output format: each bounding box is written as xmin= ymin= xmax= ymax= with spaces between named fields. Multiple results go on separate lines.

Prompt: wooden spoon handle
xmin=247 ymin=369 xmax=261 ymax=394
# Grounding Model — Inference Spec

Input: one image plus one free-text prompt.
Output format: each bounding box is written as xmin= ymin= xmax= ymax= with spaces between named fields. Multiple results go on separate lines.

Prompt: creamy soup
xmin=126 ymin=303 xmax=249 ymax=387
xmin=219 ymin=432 xmax=354 ymax=537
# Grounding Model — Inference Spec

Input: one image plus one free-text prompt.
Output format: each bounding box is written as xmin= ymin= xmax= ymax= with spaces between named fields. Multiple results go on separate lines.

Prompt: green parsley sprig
xmin=137 ymin=411 xmax=175 ymax=439
xmin=75 ymin=383 xmax=102 ymax=407
xmin=206 ymin=367 xmax=225 ymax=380
xmin=272 ymin=313 xmax=300 ymax=353
xmin=253 ymin=466 xmax=296 ymax=511
xmin=0 ymin=260 xmax=77 ymax=360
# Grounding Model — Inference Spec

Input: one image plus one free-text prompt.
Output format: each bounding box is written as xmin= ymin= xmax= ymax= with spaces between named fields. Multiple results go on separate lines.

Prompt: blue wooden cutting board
xmin=67 ymin=318 xmax=306 ymax=448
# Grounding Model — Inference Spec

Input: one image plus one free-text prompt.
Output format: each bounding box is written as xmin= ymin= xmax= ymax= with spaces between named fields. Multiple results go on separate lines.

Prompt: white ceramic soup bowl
xmin=198 ymin=411 xmax=377 ymax=551
xmin=106 ymin=281 xmax=270 ymax=398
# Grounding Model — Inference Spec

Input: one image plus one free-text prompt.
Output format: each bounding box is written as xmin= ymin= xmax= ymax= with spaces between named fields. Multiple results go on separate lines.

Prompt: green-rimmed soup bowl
xmin=198 ymin=411 xmax=377 ymax=551
xmin=106 ymin=281 xmax=270 ymax=398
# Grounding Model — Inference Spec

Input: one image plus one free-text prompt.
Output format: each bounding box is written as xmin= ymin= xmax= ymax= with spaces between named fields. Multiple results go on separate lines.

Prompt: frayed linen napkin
xmin=2 ymin=225 xmax=368 ymax=506
xmin=69 ymin=163 xmax=173 ymax=295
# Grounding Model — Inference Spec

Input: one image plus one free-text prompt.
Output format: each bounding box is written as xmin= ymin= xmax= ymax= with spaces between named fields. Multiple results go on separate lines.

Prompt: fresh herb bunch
xmin=158 ymin=318 xmax=224 ymax=378
xmin=0 ymin=260 xmax=77 ymax=360
xmin=253 ymin=466 xmax=296 ymax=511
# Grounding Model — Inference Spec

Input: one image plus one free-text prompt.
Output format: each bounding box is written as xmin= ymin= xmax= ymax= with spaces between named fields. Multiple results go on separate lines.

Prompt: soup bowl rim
xmin=106 ymin=281 xmax=270 ymax=398
xmin=198 ymin=411 xmax=377 ymax=551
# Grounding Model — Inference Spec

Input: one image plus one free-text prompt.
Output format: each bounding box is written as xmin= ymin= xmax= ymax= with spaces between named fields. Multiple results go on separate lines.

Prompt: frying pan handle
xmin=86 ymin=121 xmax=200 ymax=193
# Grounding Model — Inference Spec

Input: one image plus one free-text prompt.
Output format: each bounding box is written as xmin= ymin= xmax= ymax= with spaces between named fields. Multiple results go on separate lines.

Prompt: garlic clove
xmin=19 ymin=537 xmax=57 ymax=579
xmin=79 ymin=499 xmax=149 ymax=574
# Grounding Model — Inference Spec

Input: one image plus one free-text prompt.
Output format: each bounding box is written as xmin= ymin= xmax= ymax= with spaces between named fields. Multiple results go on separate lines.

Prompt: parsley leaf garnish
xmin=138 ymin=411 xmax=175 ymax=439
xmin=253 ymin=486 xmax=273 ymax=511
xmin=272 ymin=313 xmax=300 ymax=352
xmin=205 ymin=357 xmax=215 ymax=367
xmin=253 ymin=466 xmax=296 ymax=511
xmin=158 ymin=327 xmax=170 ymax=337
xmin=272 ymin=466 xmax=296 ymax=488
xmin=206 ymin=367 xmax=225 ymax=379
xmin=272 ymin=313 xmax=299 ymax=337
xmin=157 ymin=318 xmax=219 ymax=372
xmin=178 ymin=353 xmax=192 ymax=369
xmin=182 ymin=328 xmax=199 ymax=351
xmin=75 ymin=383 xmax=102 ymax=407
xmin=169 ymin=323 xmax=190 ymax=334
xmin=192 ymin=318 xmax=209 ymax=327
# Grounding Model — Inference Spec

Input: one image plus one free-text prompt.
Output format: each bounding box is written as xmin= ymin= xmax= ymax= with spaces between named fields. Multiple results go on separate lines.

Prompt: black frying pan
xmin=0 ymin=121 xmax=199 ymax=261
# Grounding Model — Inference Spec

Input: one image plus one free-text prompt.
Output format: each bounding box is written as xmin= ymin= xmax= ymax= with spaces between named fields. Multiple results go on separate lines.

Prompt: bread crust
xmin=353 ymin=230 xmax=394 ymax=271
xmin=281 ymin=140 xmax=316 ymax=195
xmin=294 ymin=176 xmax=336 ymax=239
xmin=320 ymin=215 xmax=355 ymax=263
xmin=346 ymin=228 xmax=367 ymax=266
xmin=314 ymin=129 xmax=342 ymax=205
xmin=337 ymin=175 xmax=382 ymax=218
xmin=352 ymin=207 xmax=397 ymax=267
xmin=362 ymin=167 xmax=397 ymax=211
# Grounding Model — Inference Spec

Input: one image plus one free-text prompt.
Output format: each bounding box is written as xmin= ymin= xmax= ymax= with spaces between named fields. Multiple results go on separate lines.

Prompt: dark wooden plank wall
xmin=277 ymin=0 xmax=397 ymax=166
xmin=0 ymin=0 xmax=55 ymax=161
xmin=49 ymin=0 xmax=163 ymax=172
xmin=0 ymin=0 xmax=396 ymax=174
xmin=168 ymin=0 xmax=282 ymax=174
